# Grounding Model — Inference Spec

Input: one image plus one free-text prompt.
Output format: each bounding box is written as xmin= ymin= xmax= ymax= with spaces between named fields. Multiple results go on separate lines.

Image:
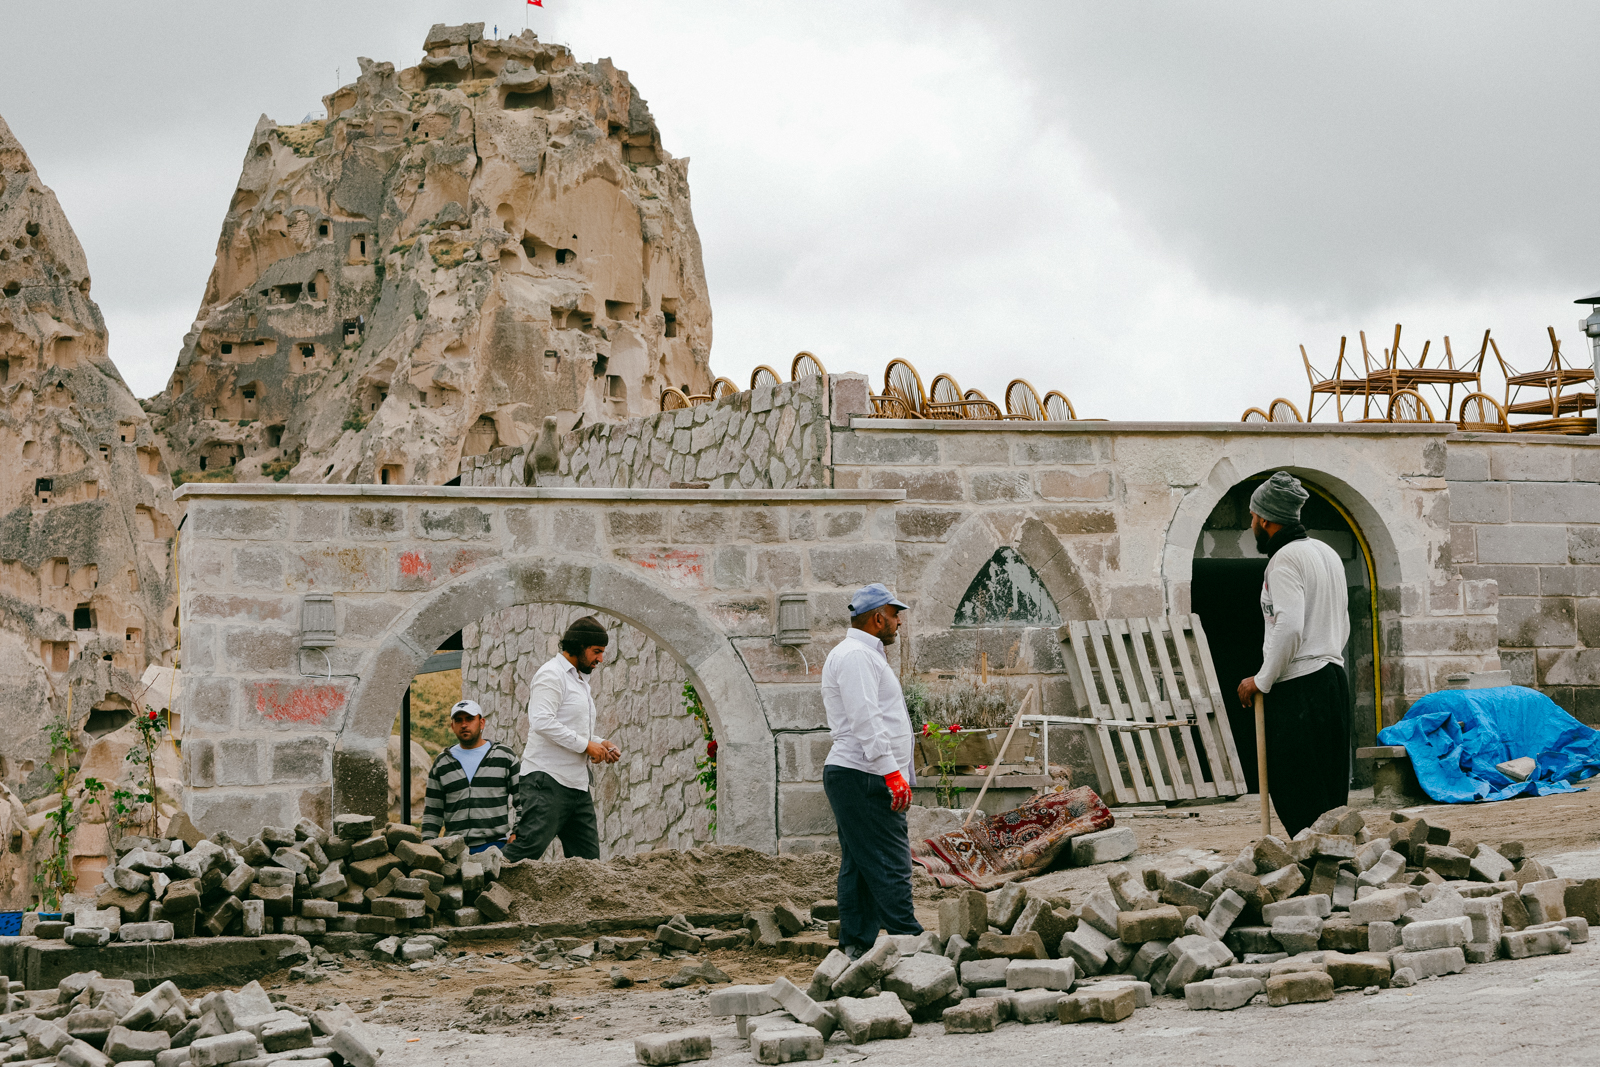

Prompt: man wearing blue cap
xmin=1235 ymin=471 xmax=1352 ymax=836
xmin=821 ymin=583 xmax=924 ymax=957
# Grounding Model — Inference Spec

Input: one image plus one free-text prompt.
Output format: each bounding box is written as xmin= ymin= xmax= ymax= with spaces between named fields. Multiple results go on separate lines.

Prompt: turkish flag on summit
xmin=528 ymin=0 xmax=542 ymax=5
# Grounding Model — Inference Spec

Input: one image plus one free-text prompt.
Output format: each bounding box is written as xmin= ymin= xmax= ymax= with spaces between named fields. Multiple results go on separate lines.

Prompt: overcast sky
xmin=4 ymin=2 xmax=1598 ymax=420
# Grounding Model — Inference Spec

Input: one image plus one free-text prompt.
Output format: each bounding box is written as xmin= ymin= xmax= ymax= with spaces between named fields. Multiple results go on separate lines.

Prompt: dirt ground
xmin=232 ymin=782 xmax=1600 ymax=1041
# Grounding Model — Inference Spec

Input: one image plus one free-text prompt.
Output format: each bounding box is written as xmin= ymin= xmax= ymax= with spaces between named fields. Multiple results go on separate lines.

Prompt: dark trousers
xmin=823 ymin=765 xmax=924 ymax=952
xmin=1264 ymin=662 xmax=1352 ymax=838
xmin=504 ymin=771 xmax=600 ymax=861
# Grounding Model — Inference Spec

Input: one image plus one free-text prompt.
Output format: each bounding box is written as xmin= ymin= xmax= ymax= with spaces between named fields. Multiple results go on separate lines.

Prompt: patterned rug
xmin=911 ymin=786 xmax=1114 ymax=889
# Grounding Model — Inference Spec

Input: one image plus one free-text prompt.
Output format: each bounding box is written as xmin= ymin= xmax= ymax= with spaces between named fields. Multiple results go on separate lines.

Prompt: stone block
xmin=1322 ymin=951 xmax=1391 ymax=988
xmin=1127 ymin=938 xmax=1171 ymax=980
xmin=1004 ymin=958 xmax=1076 ymax=991
xmin=258 ymin=1013 xmax=312 ymax=1054
xmin=765 ymin=977 xmax=837 ymax=1040
xmin=1401 ymin=916 xmax=1472 ymax=951
xmin=1184 ymin=977 xmax=1262 ymax=1010
xmin=959 ymin=958 xmax=1009 ymax=990
xmin=1262 ymin=895 xmax=1331 ymax=923
xmin=1070 ymin=828 xmax=1136 ymax=866
xmin=1564 ymin=880 xmax=1600 ymax=923
xmin=1107 ymin=866 xmax=1159 ymax=911
xmin=881 ymin=954 xmax=957 ymax=1006
xmin=1160 ymin=877 xmax=1216 ymax=911
xmin=1521 ymin=879 xmax=1569 ymax=924
xmin=655 ymin=925 xmax=703 ymax=952
xmin=1059 ymin=924 xmax=1113 ymax=976
xmin=1350 ymin=887 xmax=1416 ymax=924
xmin=807 ymin=951 xmax=851 ymax=1001
xmin=833 ymin=937 xmax=898 ymax=997
xmin=1260 ymin=865 xmax=1305 ymax=901
xmin=1166 ymin=935 xmax=1235 ymax=989
xmin=57 ymin=1041 xmax=113 ymax=1067
xmin=1271 ymin=916 xmax=1323 ymax=954
xmin=118 ymin=922 xmax=174 ymax=943
xmin=1391 ymin=946 xmax=1467 ymax=978
xmin=475 ymin=883 xmax=513 ymax=922
xmin=1006 ymin=988 xmax=1066 ymax=1024
xmin=1079 ymin=890 xmax=1122 ymax=938
xmin=1464 ymin=897 xmax=1504 ymax=947
xmin=1502 ymin=927 xmax=1571 ymax=959
xmin=709 ymin=985 xmax=780 ymax=1018
xmin=1058 ymin=986 xmax=1135 ymax=1023
xmin=975 ymin=931 xmax=1047 ymax=959
xmin=1264 ymin=971 xmax=1334 ymax=1006
xmin=1358 ymin=850 xmax=1406 ymax=887
xmin=1205 ymin=889 xmax=1246 ymax=937
xmin=1117 ymin=906 xmax=1183 ymax=944
xmin=66 ymin=926 xmax=112 ymax=947
xmin=938 ymin=890 xmax=987 ymax=944
xmin=188 ymin=1033 xmax=257 ymax=1067
xmin=749 ymin=1025 xmax=823 ymax=1065
xmin=1418 ymin=845 xmax=1471 ymax=880
xmin=1253 ymin=836 xmax=1295 ymax=873
xmin=634 ymin=1029 xmax=713 ymax=1066
xmin=835 ymin=992 xmax=912 ymax=1044
xmin=942 ymin=998 xmax=999 ymax=1033
xmin=1011 ymin=899 xmax=1075 ymax=952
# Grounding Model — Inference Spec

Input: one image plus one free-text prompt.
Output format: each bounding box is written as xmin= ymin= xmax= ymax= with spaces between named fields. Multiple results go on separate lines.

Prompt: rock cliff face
xmin=0 ymin=114 xmax=180 ymax=802
xmin=149 ymin=23 xmax=713 ymax=486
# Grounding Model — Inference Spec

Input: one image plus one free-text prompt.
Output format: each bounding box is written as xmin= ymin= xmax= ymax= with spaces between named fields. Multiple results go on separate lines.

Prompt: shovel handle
xmin=1255 ymin=692 xmax=1269 ymax=836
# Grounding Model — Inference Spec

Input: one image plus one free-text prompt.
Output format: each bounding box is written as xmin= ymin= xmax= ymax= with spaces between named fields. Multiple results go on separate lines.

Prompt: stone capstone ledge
xmin=174 ymin=485 xmax=906 ymax=502
xmin=847 ymin=419 xmax=1457 ymax=436
xmin=19 ymin=934 xmax=309 ymax=991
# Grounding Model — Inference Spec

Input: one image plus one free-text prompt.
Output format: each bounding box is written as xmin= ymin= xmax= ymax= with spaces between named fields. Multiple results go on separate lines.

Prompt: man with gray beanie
xmin=821 ymin=583 xmax=924 ymax=957
xmin=505 ymin=614 xmax=621 ymax=861
xmin=1235 ymin=471 xmax=1352 ymax=837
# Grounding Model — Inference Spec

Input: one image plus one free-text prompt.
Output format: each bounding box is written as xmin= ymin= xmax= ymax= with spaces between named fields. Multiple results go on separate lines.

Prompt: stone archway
xmin=913 ymin=513 xmax=1099 ymax=629
xmin=337 ymin=552 xmax=776 ymax=850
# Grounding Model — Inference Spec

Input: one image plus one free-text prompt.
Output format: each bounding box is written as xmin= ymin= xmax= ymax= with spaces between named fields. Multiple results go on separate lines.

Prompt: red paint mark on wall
xmin=255 ymin=683 xmax=345 ymax=724
xmin=400 ymin=551 xmax=431 ymax=578
xmin=628 ymin=549 xmax=706 ymax=589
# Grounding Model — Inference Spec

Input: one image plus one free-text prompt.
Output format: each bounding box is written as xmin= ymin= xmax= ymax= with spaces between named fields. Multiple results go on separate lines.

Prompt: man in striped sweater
xmin=420 ymin=700 xmax=521 ymax=852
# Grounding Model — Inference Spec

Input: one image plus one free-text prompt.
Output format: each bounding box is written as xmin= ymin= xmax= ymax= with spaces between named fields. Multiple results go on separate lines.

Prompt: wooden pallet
xmin=1058 ymin=614 xmax=1247 ymax=805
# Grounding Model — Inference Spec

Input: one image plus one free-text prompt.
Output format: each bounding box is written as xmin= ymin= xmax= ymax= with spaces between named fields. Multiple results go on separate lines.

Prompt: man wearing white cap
xmin=1235 ymin=471 xmax=1352 ymax=837
xmin=821 ymin=583 xmax=924 ymax=957
xmin=420 ymin=699 xmax=522 ymax=854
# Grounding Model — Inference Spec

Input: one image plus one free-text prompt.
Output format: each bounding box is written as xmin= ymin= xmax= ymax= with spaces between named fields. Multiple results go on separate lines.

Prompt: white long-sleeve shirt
xmin=821 ymin=628 xmax=914 ymax=780
xmin=1255 ymin=537 xmax=1350 ymax=692
xmin=521 ymin=654 xmax=604 ymax=791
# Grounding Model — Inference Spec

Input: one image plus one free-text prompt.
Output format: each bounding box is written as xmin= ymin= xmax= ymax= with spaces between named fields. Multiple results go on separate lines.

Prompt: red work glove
xmin=885 ymin=770 xmax=912 ymax=812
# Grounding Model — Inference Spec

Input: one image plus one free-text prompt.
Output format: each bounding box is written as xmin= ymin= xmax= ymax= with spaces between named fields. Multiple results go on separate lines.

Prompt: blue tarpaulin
xmin=1377 ymin=686 xmax=1600 ymax=803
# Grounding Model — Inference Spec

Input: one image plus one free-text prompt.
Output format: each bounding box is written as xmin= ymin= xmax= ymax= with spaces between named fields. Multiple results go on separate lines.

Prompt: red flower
xmin=706 ymin=739 xmax=718 ymax=759
xmin=922 ymin=723 xmax=931 ymax=736
xmin=948 ymin=723 xmax=961 ymax=733
xmin=148 ymin=709 xmax=158 ymax=721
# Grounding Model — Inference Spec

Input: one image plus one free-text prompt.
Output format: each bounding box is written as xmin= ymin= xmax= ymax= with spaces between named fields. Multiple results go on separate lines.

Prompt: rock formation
xmin=148 ymin=23 xmax=713 ymax=486
xmin=0 ymin=114 xmax=181 ymax=810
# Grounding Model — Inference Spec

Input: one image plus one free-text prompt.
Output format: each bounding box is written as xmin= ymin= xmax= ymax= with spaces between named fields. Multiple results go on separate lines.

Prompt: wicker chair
xmin=791 ymin=352 xmax=826 ymax=380
xmin=1387 ymin=389 xmax=1435 ymax=423
xmin=1456 ymin=392 xmax=1508 ymax=433
xmin=1301 ymin=338 xmax=1366 ymax=421
xmin=659 ymin=387 xmax=690 ymax=412
xmin=1043 ymin=390 xmax=1076 ymax=421
xmin=885 ymin=359 xmax=928 ymax=417
xmin=925 ymin=373 xmax=983 ymax=419
xmin=1005 ymin=379 xmax=1044 ymax=420
xmin=1268 ymin=398 xmax=1303 ymax=423
xmin=750 ymin=365 xmax=781 ymax=390
xmin=1493 ymin=328 xmax=1596 ymax=430
xmin=1241 ymin=407 xmax=1270 ymax=423
xmin=710 ymin=377 xmax=738 ymax=399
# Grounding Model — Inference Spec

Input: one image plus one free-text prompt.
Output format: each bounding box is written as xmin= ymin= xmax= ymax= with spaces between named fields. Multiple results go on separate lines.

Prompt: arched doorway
xmin=1189 ymin=475 xmax=1378 ymax=790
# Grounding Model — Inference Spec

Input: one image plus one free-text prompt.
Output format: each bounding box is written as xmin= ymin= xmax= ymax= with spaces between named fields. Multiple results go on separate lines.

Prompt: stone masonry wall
xmin=1447 ymin=435 xmax=1600 ymax=725
xmin=461 ymin=604 xmax=710 ymax=859
xmin=459 ymin=375 xmax=831 ymax=489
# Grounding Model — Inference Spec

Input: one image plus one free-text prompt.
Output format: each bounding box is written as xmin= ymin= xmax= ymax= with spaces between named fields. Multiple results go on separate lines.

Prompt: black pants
xmin=503 ymin=772 xmax=600 ymax=861
xmin=1264 ymin=663 xmax=1352 ymax=838
xmin=822 ymin=765 xmax=924 ymax=952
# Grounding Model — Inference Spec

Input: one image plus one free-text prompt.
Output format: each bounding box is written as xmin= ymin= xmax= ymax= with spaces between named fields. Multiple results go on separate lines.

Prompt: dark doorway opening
xmin=1190 ymin=476 xmax=1375 ymax=792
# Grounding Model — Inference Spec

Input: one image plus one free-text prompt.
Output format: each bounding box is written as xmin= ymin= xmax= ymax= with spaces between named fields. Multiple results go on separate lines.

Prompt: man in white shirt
xmin=1235 ymin=471 xmax=1353 ymax=836
xmin=504 ymin=615 xmax=621 ymax=861
xmin=821 ymin=583 xmax=924 ymax=957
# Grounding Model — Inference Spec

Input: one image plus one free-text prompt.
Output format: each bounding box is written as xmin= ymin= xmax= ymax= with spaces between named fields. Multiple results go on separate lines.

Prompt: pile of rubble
xmin=0 ymin=974 xmax=381 ymax=1067
xmin=38 ymin=815 xmax=512 ymax=947
xmin=633 ymin=804 xmax=1599 ymax=1063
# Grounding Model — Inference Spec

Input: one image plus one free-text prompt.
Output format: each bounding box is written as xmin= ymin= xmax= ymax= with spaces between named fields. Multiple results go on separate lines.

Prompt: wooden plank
xmin=1086 ymin=620 xmax=1156 ymax=803
xmin=1129 ymin=617 xmax=1194 ymax=800
xmin=1108 ymin=619 xmax=1173 ymax=802
xmin=1189 ymin=613 xmax=1248 ymax=794
xmin=1065 ymin=622 xmax=1134 ymax=804
xmin=1148 ymin=616 xmax=1211 ymax=797
xmin=1169 ymin=613 xmax=1238 ymax=795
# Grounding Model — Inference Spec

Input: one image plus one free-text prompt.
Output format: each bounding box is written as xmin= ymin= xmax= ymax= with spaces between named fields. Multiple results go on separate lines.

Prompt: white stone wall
xmin=461 ymin=604 xmax=712 ymax=858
